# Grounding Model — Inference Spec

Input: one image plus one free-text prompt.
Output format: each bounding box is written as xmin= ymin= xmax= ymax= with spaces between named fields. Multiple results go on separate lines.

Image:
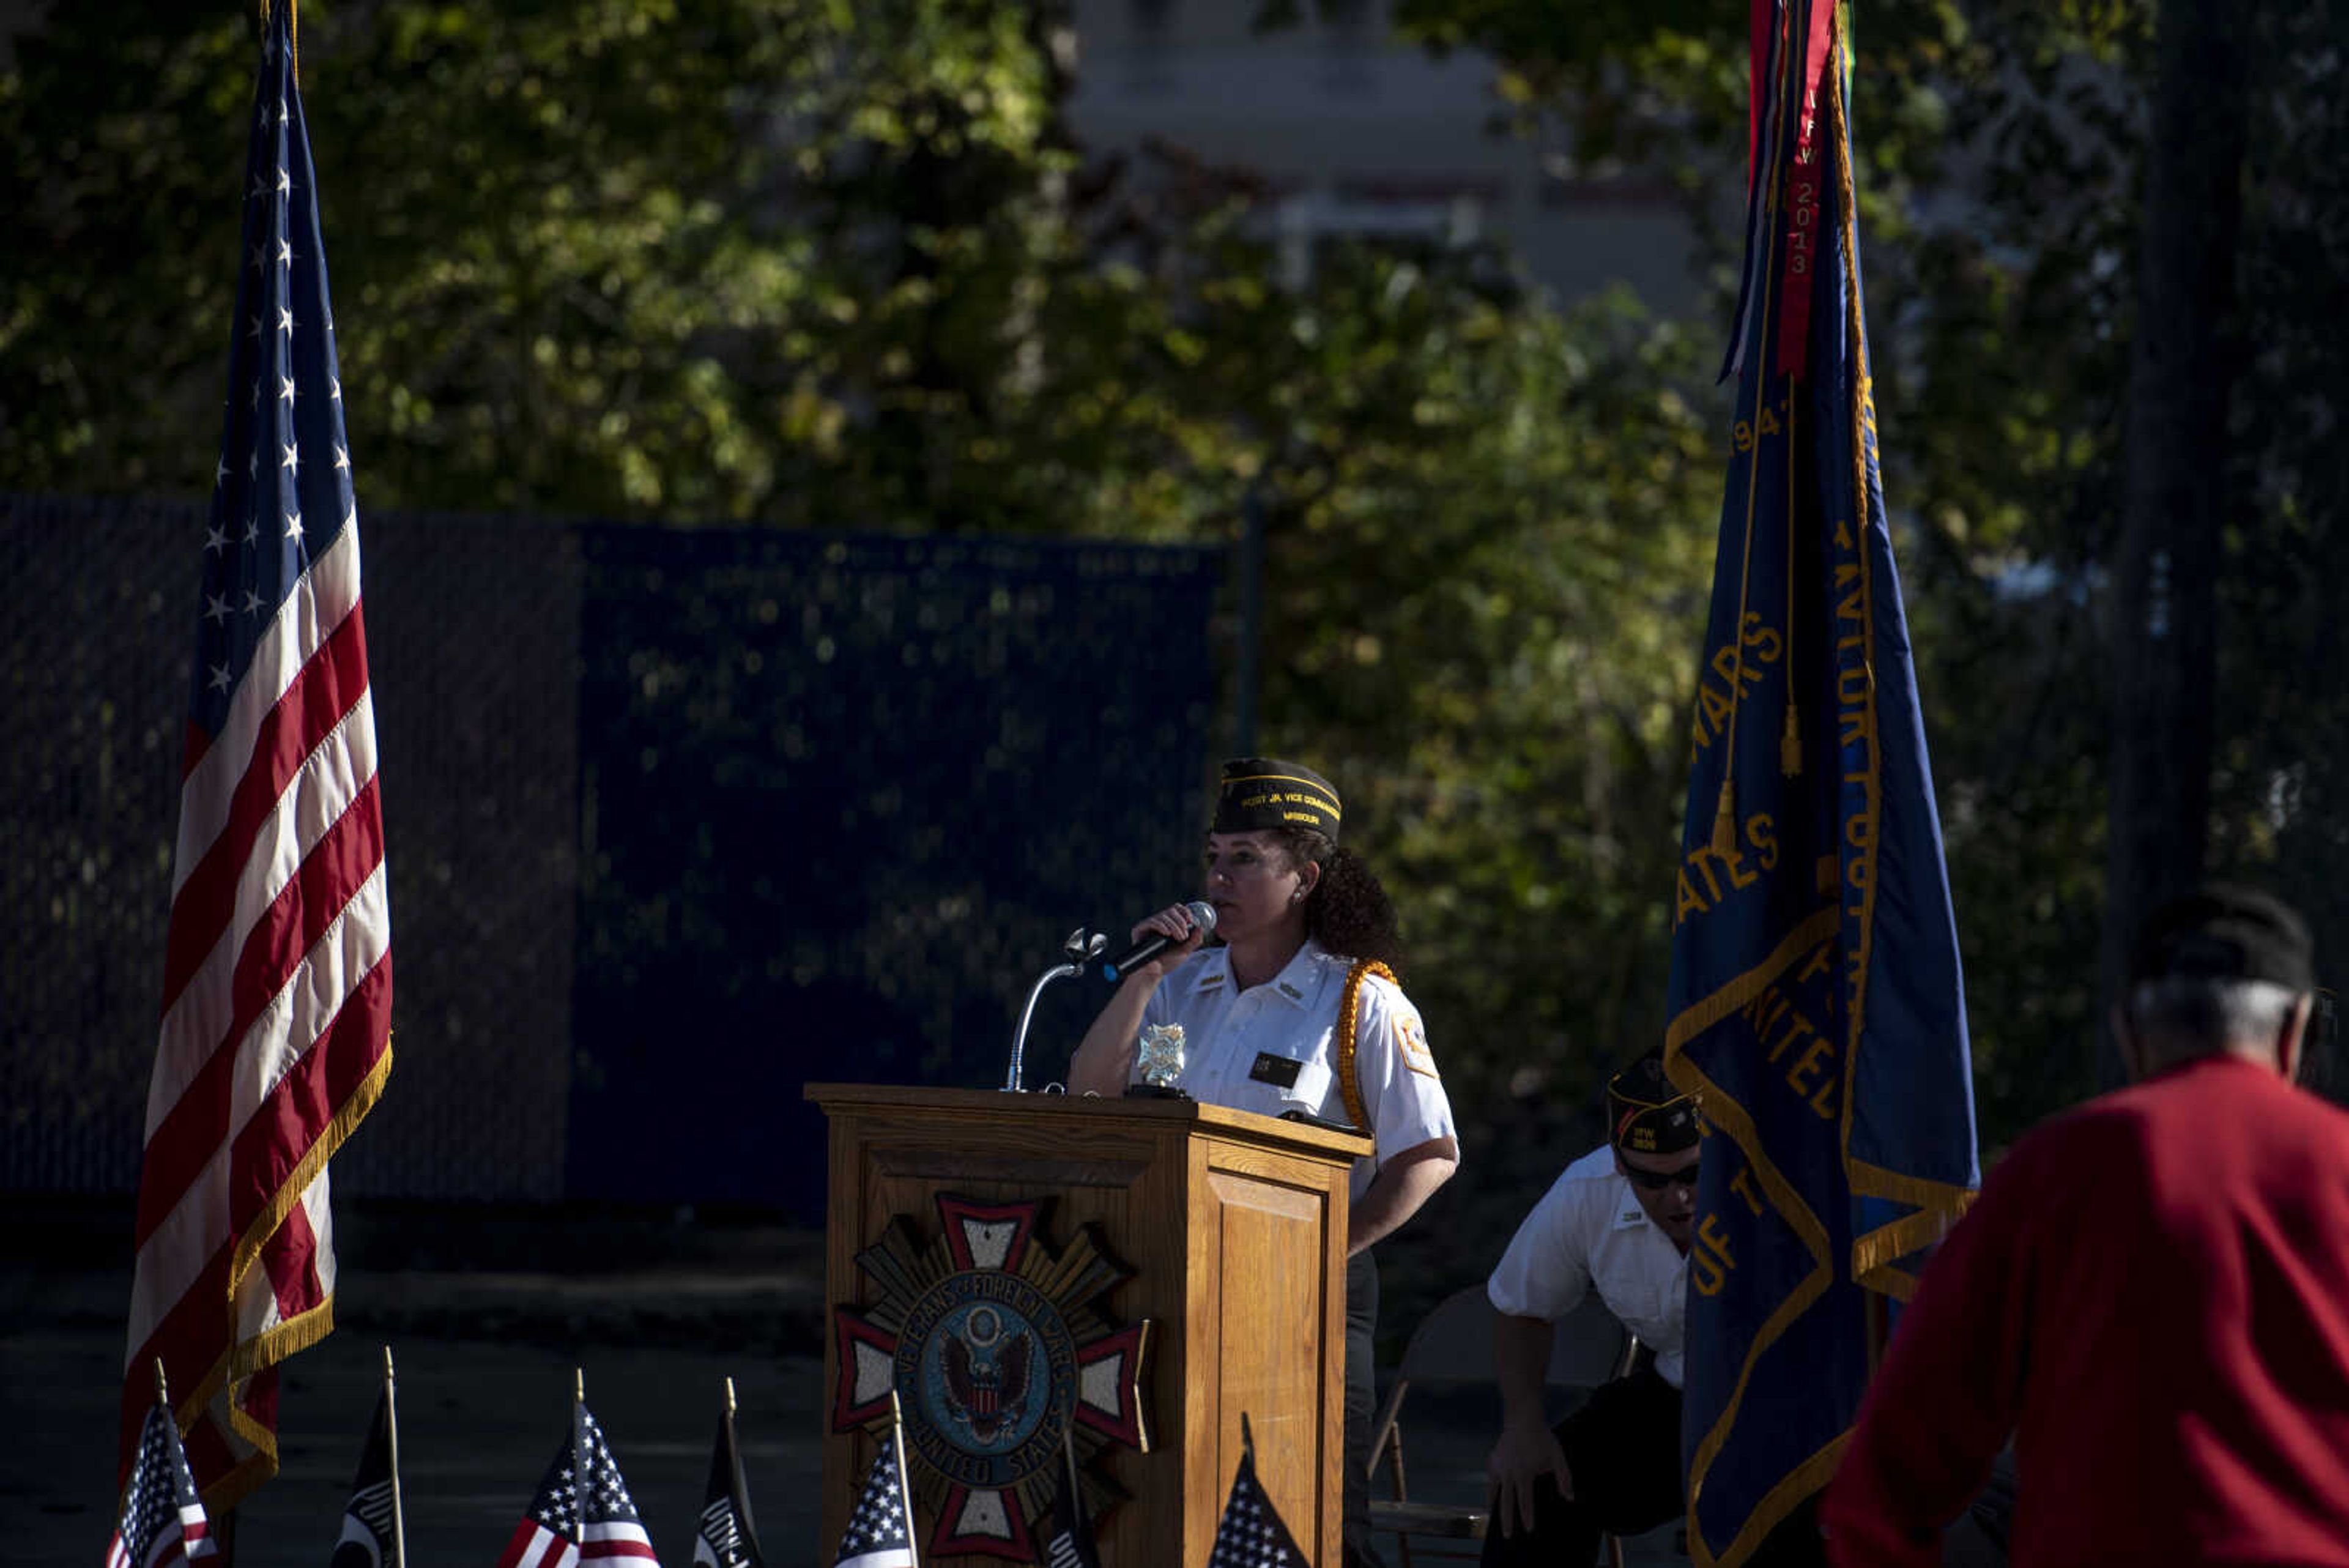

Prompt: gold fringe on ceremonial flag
xmin=228 ymin=1044 xmax=394 ymax=1303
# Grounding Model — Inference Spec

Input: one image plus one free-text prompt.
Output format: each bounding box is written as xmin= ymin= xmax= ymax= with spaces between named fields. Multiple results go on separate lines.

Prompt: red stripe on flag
xmin=136 ymin=773 xmax=385 ymax=1249
xmin=259 ymin=1202 xmax=324 ymax=1318
xmin=158 ymin=607 xmax=372 ymax=1014
xmin=499 ymin=1522 xmax=579 ymax=1568
xmin=239 ymin=1364 xmax=280 ymax=1435
xmin=179 ymin=1411 xmax=237 ymax=1493
xmin=121 ymin=1246 xmax=232 ymax=1484
xmin=231 ymin=955 xmax=392 ymax=1239
xmin=121 ymin=979 xmax=388 ymax=1482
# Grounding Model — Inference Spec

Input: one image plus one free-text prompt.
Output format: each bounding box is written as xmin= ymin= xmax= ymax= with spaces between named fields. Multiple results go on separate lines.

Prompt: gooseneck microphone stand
xmin=1003 ymin=927 xmax=1108 ymax=1092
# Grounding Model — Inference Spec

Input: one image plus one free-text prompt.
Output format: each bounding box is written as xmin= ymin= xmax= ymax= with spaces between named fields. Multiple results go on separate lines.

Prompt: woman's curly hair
xmin=1272 ymin=827 xmax=1405 ymax=970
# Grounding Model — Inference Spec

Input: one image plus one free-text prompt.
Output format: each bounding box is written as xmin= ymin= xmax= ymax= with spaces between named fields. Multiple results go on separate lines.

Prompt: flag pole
xmin=891 ymin=1389 xmax=919 ymax=1568
xmin=384 ymin=1347 xmax=407 ymax=1568
xmin=572 ymin=1369 xmax=588 ymax=1549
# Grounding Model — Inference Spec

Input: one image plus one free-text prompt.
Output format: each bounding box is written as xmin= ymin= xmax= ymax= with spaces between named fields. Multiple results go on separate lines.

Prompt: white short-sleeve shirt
xmin=1485 ymin=1145 xmax=1689 ymax=1388
xmin=1138 ymin=939 xmax=1457 ymax=1203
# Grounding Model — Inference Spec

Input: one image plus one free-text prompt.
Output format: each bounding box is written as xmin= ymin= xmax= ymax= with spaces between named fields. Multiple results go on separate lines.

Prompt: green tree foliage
xmin=0 ymin=0 xmax=1723 ymax=1231
xmin=20 ymin=0 xmax=2338 ymax=1268
xmin=1365 ymin=0 xmax=2154 ymax=1143
xmin=1375 ymin=0 xmax=2349 ymax=1137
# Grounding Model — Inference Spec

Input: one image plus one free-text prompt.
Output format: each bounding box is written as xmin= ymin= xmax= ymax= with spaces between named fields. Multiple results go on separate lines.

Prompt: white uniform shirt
xmin=1485 ymin=1145 xmax=1689 ymax=1388
xmin=1138 ymin=938 xmax=1457 ymax=1204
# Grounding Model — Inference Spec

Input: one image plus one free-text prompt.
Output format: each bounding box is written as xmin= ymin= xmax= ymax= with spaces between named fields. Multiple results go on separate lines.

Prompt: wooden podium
xmin=807 ymin=1083 xmax=1370 ymax=1566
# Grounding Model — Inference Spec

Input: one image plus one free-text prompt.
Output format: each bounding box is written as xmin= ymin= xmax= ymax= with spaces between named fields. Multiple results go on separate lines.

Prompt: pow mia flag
xmin=1041 ymin=1429 xmax=1100 ymax=1568
xmin=327 ymin=1362 xmax=401 ymax=1568
xmin=693 ymin=1388 xmax=763 ymax=1568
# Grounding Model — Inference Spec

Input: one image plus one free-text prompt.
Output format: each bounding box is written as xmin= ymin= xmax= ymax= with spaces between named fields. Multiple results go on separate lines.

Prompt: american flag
xmin=119 ymin=0 xmax=393 ymax=1510
xmin=833 ymin=1429 xmax=918 ymax=1568
xmin=497 ymin=1406 xmax=664 ymax=1568
xmin=1204 ymin=1417 xmax=1308 ymax=1568
xmin=107 ymin=1398 xmax=218 ymax=1568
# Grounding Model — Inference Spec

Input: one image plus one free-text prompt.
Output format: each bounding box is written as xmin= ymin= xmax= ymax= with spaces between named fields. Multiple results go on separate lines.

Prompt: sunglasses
xmin=1620 ymin=1158 xmax=1700 ymax=1192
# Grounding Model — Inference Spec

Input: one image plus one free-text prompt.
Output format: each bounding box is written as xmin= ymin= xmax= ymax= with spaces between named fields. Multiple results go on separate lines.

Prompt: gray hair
xmin=2126 ymin=975 xmax=2304 ymax=1066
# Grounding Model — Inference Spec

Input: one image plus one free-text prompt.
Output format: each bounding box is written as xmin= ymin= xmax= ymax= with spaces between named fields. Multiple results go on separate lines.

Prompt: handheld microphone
xmin=1101 ymin=901 xmax=1217 ymax=981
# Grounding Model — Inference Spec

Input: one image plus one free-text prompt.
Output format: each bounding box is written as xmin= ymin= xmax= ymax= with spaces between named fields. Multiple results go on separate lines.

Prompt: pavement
xmin=0 ymin=1201 xmax=1673 ymax=1566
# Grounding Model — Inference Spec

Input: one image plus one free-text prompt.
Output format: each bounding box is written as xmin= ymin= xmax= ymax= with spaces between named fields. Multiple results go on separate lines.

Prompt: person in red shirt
xmin=1824 ymin=885 xmax=2349 ymax=1567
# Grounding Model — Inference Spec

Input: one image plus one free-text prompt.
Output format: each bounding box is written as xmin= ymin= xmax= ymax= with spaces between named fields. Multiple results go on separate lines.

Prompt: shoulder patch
xmin=1393 ymin=1011 xmax=1438 ymax=1077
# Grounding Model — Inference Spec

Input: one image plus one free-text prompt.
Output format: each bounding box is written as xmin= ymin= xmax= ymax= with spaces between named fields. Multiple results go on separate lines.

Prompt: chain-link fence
xmin=1 ymin=494 xmax=1226 ymax=1213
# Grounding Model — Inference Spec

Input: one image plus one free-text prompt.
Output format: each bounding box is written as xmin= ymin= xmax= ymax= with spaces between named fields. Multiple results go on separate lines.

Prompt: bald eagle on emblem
xmin=941 ymin=1313 xmax=1034 ymax=1446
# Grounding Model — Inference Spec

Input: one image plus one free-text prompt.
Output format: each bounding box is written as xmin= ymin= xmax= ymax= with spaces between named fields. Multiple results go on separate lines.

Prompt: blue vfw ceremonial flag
xmin=1664 ymin=4 xmax=1980 ymax=1565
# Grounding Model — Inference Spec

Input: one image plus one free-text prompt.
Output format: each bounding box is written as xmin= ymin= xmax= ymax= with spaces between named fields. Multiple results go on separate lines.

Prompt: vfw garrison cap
xmin=1608 ymin=1055 xmax=1700 ymax=1156
xmin=1211 ymin=758 xmax=1341 ymax=842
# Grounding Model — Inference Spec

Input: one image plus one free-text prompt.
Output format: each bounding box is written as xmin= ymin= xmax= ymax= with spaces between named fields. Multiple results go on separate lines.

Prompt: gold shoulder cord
xmin=1335 ymin=960 xmax=1395 ymax=1133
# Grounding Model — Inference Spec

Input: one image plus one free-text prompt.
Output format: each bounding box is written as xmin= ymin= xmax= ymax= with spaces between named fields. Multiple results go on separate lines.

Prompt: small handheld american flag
xmin=496 ymin=1399 xmax=663 ymax=1568
xmin=108 ymin=1391 xmax=217 ymax=1568
xmin=833 ymin=1426 xmax=918 ymax=1568
xmin=1204 ymin=1414 xmax=1308 ymax=1568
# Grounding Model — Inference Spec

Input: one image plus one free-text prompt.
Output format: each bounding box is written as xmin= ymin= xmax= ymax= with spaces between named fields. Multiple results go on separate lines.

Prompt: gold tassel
xmin=1781 ymin=704 xmax=1802 ymax=778
xmin=1711 ymin=778 xmax=1738 ymax=855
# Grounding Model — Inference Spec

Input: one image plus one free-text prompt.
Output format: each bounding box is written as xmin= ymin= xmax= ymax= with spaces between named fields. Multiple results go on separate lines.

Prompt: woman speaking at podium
xmin=1071 ymin=757 xmax=1460 ymax=1568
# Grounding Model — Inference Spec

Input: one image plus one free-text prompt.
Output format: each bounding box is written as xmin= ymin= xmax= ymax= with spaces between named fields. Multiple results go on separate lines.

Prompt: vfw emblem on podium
xmin=832 ymin=1194 xmax=1151 ymax=1559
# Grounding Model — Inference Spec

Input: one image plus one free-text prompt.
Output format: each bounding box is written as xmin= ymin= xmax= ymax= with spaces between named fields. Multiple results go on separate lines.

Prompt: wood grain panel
xmin=1205 ymin=1167 xmax=1331 ymax=1559
xmin=811 ymin=1085 xmax=1354 ymax=1566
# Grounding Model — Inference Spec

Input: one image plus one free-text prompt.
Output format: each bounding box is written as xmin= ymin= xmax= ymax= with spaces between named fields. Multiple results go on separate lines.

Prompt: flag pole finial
xmin=259 ymin=0 xmax=300 ymax=86
xmin=575 ymin=1367 xmax=585 ymax=1405
xmin=383 ymin=1344 xmax=396 ymax=1382
xmin=154 ymin=1358 xmax=169 ymax=1406
xmin=724 ymin=1376 xmax=737 ymax=1417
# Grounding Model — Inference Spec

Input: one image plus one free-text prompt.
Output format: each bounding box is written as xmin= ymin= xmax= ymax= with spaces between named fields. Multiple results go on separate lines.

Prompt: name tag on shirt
xmin=1249 ymin=1052 xmax=1304 ymax=1090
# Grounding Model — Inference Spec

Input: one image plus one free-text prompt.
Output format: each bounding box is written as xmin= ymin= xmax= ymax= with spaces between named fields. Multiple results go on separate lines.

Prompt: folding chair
xmin=1364 ymin=1285 xmax=1639 ymax=1567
